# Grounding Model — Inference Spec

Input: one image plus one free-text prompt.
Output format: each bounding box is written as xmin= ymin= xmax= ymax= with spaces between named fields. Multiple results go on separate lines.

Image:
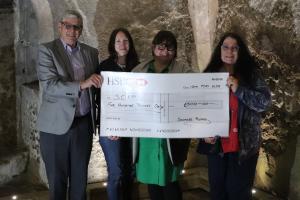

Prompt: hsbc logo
xmin=107 ymin=76 xmax=148 ymax=87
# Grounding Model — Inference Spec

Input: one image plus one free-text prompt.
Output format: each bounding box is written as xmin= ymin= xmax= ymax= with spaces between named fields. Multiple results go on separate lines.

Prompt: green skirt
xmin=136 ymin=138 xmax=183 ymax=186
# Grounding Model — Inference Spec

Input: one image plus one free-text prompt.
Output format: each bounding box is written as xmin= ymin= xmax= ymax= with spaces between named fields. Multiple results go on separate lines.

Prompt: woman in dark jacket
xmin=197 ymin=32 xmax=271 ymax=200
xmin=97 ymin=28 xmax=139 ymax=200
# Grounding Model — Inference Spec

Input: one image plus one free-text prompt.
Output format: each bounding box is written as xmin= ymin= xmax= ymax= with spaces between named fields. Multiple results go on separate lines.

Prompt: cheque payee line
xmin=103 ymin=92 xmax=226 ymax=124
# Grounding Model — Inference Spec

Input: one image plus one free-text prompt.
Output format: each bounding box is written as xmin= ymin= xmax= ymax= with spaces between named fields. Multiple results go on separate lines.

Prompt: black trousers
xmin=147 ymin=181 xmax=182 ymax=200
xmin=40 ymin=114 xmax=93 ymax=200
xmin=207 ymin=152 xmax=259 ymax=200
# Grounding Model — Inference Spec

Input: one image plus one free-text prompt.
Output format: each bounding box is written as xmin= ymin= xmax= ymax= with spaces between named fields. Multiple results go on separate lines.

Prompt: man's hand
xmin=80 ymin=74 xmax=102 ymax=90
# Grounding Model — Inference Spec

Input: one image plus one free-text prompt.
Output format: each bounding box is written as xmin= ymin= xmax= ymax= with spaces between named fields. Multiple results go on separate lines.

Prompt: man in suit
xmin=36 ymin=10 xmax=101 ymax=200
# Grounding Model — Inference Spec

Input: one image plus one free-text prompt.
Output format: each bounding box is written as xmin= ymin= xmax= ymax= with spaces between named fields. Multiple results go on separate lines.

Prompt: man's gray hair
xmin=60 ymin=10 xmax=83 ymax=24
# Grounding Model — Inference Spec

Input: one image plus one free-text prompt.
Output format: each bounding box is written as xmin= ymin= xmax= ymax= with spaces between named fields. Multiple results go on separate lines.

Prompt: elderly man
xmin=36 ymin=10 xmax=101 ymax=200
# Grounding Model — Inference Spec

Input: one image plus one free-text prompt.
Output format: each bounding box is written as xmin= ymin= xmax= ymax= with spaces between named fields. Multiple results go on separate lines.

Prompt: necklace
xmin=117 ymin=63 xmax=126 ymax=69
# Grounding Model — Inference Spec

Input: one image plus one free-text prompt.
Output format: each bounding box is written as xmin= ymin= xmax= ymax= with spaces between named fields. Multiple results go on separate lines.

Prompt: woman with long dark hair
xmin=98 ymin=27 xmax=139 ymax=200
xmin=101 ymin=27 xmax=139 ymax=72
xmin=197 ymin=32 xmax=271 ymax=200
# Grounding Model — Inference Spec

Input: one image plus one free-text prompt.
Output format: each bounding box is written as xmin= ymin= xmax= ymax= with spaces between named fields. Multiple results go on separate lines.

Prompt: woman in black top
xmin=99 ymin=28 xmax=138 ymax=72
xmin=97 ymin=28 xmax=139 ymax=200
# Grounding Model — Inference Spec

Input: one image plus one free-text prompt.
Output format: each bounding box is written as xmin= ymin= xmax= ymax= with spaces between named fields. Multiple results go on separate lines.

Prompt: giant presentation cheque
xmin=100 ymin=72 xmax=229 ymax=138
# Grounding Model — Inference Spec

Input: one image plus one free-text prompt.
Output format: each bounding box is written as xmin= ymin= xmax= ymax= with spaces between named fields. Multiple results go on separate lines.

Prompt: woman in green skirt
xmin=132 ymin=30 xmax=194 ymax=200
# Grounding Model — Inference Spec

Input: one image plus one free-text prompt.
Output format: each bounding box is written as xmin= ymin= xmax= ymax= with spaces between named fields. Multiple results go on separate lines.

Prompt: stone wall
xmin=215 ymin=0 xmax=300 ymax=198
xmin=290 ymin=136 xmax=300 ymax=200
xmin=11 ymin=0 xmax=300 ymax=198
xmin=0 ymin=3 xmax=16 ymax=149
xmin=20 ymin=82 xmax=46 ymax=184
xmin=94 ymin=0 xmax=197 ymax=68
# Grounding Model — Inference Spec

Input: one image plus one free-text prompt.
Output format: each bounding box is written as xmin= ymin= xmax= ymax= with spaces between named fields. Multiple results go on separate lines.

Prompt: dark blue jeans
xmin=207 ymin=152 xmax=258 ymax=200
xmin=99 ymin=137 xmax=133 ymax=200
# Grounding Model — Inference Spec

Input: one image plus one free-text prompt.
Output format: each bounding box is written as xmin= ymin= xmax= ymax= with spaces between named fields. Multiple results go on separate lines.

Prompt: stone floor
xmin=88 ymin=183 xmax=210 ymax=200
xmin=0 ymin=167 xmax=282 ymax=200
xmin=0 ymin=183 xmax=283 ymax=200
xmin=0 ymin=182 xmax=283 ymax=200
xmin=0 ymin=180 xmax=210 ymax=200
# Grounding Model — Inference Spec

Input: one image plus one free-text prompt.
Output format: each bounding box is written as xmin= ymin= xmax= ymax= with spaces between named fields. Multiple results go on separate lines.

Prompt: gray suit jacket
xmin=36 ymin=39 xmax=99 ymax=135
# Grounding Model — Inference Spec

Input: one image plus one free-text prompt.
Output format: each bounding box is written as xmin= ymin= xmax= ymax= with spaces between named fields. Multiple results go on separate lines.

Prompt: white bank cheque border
xmin=100 ymin=71 xmax=229 ymax=138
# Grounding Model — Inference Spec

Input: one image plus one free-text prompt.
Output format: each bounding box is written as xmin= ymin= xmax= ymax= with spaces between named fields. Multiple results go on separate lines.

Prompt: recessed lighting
xmin=181 ymin=169 xmax=186 ymax=174
xmin=103 ymin=182 xmax=107 ymax=187
xmin=12 ymin=195 xmax=18 ymax=200
xmin=252 ymin=189 xmax=256 ymax=194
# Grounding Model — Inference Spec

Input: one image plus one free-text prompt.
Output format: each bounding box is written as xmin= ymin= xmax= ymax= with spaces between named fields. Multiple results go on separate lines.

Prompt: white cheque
xmin=100 ymin=72 xmax=229 ymax=138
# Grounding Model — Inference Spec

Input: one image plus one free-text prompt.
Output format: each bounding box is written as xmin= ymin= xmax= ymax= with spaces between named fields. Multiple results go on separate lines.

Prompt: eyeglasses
xmin=221 ymin=44 xmax=239 ymax=52
xmin=60 ymin=22 xmax=82 ymax=31
xmin=156 ymin=44 xmax=175 ymax=52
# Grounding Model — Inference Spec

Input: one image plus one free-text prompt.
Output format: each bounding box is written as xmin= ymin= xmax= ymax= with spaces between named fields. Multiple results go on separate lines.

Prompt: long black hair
xmin=205 ymin=32 xmax=258 ymax=86
xmin=108 ymin=28 xmax=139 ymax=71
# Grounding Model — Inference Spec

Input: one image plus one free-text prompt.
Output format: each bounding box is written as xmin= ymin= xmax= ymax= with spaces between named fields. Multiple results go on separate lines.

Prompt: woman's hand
xmin=227 ymin=75 xmax=239 ymax=93
xmin=108 ymin=136 xmax=120 ymax=140
xmin=204 ymin=137 xmax=217 ymax=144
